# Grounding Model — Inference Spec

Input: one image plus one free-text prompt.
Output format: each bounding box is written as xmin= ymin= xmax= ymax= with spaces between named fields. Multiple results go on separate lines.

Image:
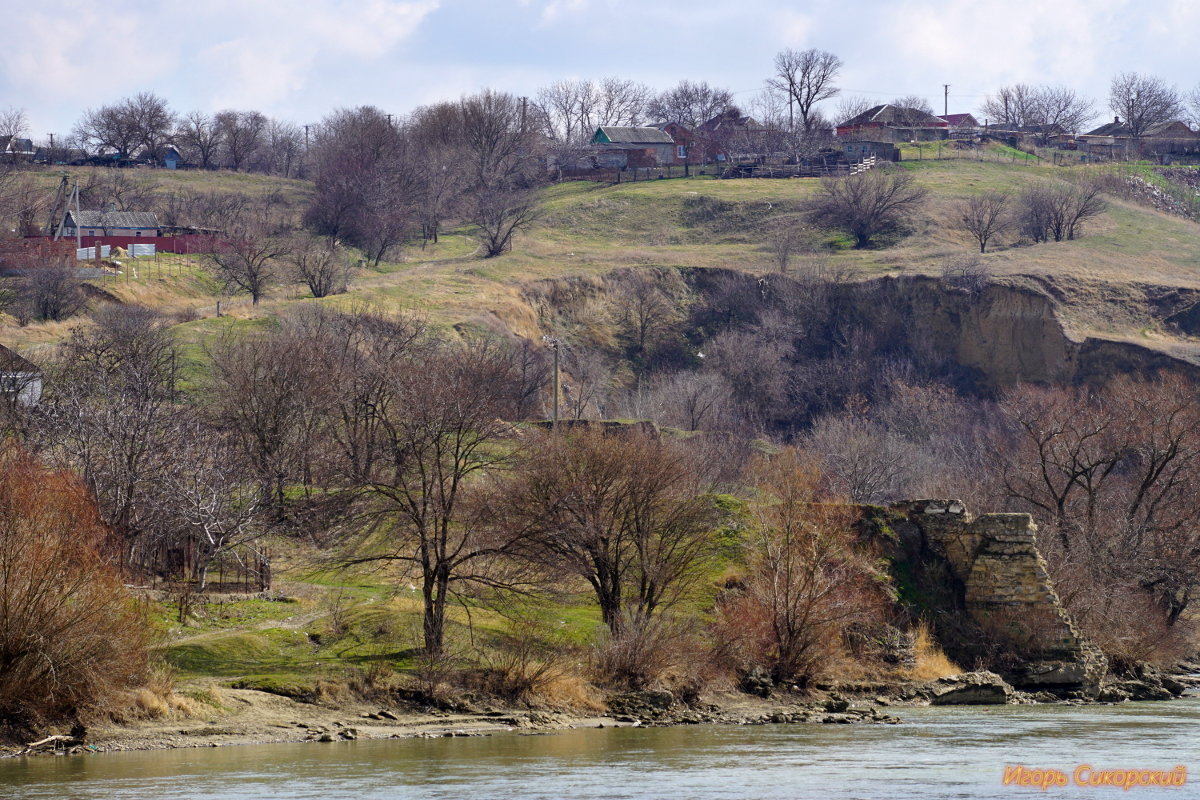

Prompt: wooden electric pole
xmin=543 ymin=336 xmax=560 ymax=429
xmin=944 ymin=84 xmax=950 ymax=116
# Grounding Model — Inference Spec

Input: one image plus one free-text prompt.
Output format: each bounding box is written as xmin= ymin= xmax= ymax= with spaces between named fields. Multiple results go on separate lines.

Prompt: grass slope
xmin=7 ymin=153 xmax=1200 ymax=358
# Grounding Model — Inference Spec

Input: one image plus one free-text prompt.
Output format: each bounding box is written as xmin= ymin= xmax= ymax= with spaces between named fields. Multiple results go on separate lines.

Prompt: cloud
xmin=0 ymin=3 xmax=175 ymax=100
xmin=190 ymin=0 xmax=437 ymax=111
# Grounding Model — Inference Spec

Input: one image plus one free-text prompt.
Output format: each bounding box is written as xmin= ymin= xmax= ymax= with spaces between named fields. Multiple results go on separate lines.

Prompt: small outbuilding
xmin=0 ymin=345 xmax=42 ymax=408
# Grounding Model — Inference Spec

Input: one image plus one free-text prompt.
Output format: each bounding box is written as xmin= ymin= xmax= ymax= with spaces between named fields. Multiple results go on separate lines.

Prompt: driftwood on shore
xmin=23 ymin=734 xmax=80 ymax=752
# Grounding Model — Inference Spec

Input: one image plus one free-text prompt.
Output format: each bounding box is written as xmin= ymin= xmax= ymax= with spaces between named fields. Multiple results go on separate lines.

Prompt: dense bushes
xmin=0 ymin=444 xmax=149 ymax=731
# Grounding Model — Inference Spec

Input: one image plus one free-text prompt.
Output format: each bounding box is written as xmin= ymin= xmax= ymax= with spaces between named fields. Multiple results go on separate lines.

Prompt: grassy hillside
xmin=6 ymin=153 xmax=1200 ymax=357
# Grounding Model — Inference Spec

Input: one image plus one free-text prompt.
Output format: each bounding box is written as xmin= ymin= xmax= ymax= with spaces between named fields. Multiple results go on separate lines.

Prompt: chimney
xmin=1114 ymin=116 xmax=1120 ymax=124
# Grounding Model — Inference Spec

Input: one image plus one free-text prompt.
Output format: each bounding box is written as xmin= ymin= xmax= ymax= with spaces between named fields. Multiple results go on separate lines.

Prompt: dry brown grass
xmin=532 ymin=673 xmax=606 ymax=712
xmin=905 ymin=623 xmax=962 ymax=680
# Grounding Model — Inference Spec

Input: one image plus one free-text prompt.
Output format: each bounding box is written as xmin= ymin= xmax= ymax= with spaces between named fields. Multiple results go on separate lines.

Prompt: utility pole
xmin=943 ymin=84 xmax=950 ymax=116
xmin=47 ymin=133 xmax=54 ymax=161
xmin=520 ymin=97 xmax=528 ymax=132
xmin=543 ymin=336 xmax=560 ymax=428
xmin=385 ymin=113 xmax=393 ymax=127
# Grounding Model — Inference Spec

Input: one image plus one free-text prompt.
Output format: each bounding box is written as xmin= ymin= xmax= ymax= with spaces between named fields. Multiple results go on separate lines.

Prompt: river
xmin=1 ymin=700 xmax=1196 ymax=799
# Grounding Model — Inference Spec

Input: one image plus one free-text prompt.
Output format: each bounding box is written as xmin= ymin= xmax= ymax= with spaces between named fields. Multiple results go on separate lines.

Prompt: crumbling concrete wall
xmin=893 ymin=500 xmax=1107 ymax=694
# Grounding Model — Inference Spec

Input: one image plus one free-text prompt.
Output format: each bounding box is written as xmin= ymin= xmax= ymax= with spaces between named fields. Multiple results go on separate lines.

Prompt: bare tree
xmin=981 ymin=84 xmax=1040 ymax=129
xmin=306 ymin=105 xmax=415 ymax=261
xmin=999 ymin=376 xmax=1200 ymax=629
xmin=215 ymin=110 xmax=267 ymax=171
xmin=1188 ymin=84 xmax=1200 ymax=128
xmin=959 ymin=191 xmax=1012 ymax=253
xmin=262 ymin=119 xmax=304 ymax=177
xmin=1028 ymin=86 xmax=1095 ymax=140
xmin=1109 ymin=72 xmax=1184 ymax=139
xmin=834 ymin=95 xmax=875 ymax=125
xmin=509 ymin=428 xmax=723 ymax=634
xmin=470 ymin=185 xmax=540 ymax=257
xmin=807 ymin=412 xmax=913 ymax=503
xmin=205 ymin=330 xmax=325 ymax=516
xmin=767 ymin=48 xmax=843 ymax=133
xmin=175 ymin=111 xmax=223 ymax=169
xmin=284 ymin=233 xmax=352 ymax=297
xmin=535 ymin=79 xmax=597 ymax=145
xmin=409 ymin=102 xmax=467 ymax=245
xmin=204 ymin=230 xmax=283 ymax=304
xmin=596 ymin=77 xmax=651 ymax=127
xmin=890 ymin=95 xmax=935 ymax=127
xmin=0 ymin=106 xmax=28 ymax=140
xmin=336 ymin=337 xmax=533 ymax=655
xmin=808 ymin=167 xmax=929 ymax=248
xmin=155 ymin=421 xmax=264 ymax=591
xmin=37 ymin=306 xmax=181 ymax=559
xmin=648 ymin=80 xmax=733 ymax=129
xmin=74 ymin=103 xmax=140 ymax=158
xmin=642 ymin=371 xmax=740 ymax=433
xmin=127 ymin=92 xmax=175 ymax=162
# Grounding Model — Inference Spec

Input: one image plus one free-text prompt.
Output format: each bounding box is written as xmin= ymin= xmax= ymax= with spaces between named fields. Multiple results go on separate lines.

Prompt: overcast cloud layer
xmin=2 ymin=0 xmax=1197 ymax=136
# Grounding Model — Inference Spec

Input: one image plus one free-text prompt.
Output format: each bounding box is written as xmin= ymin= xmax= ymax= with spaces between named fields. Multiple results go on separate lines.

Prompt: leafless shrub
xmin=0 ymin=444 xmax=149 ymax=732
xmin=713 ymin=450 xmax=887 ymax=687
xmin=591 ymin=613 xmax=709 ymax=691
xmin=1018 ymin=181 xmax=1106 ymax=243
xmin=940 ymin=255 xmax=991 ymax=293
xmin=15 ymin=266 xmax=87 ymax=324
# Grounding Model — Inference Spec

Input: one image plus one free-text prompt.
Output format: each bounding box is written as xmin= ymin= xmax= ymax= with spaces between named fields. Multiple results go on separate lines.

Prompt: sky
xmin=2 ymin=0 xmax=1198 ymax=140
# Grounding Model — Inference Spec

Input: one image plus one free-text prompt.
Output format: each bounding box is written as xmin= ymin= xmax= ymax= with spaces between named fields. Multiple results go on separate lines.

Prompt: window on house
xmin=677 ymin=145 xmax=687 ymax=159
xmin=135 ymin=232 xmax=142 ymax=237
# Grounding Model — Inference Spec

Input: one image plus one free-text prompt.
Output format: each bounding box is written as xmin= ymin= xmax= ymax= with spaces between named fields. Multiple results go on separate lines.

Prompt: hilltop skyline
xmin=2 ymin=0 xmax=1196 ymax=137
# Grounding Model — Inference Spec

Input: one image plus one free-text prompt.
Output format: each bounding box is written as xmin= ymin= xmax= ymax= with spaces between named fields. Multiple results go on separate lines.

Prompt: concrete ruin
xmin=892 ymin=500 xmax=1108 ymax=695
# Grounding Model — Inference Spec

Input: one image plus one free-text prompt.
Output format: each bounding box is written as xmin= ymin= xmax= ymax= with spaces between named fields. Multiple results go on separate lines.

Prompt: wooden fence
xmin=126 ymin=537 xmax=271 ymax=594
xmin=719 ymin=155 xmax=879 ymax=179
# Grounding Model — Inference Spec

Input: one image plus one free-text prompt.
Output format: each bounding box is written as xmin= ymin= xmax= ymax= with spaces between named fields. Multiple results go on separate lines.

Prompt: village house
xmin=589 ymin=126 xmax=677 ymax=167
xmin=62 ymin=209 xmax=162 ymax=238
xmin=837 ymin=104 xmax=950 ymax=142
xmin=0 ymin=135 xmax=35 ymax=161
xmin=939 ymin=113 xmax=980 ymax=129
xmin=1078 ymin=117 xmax=1200 ymax=160
xmin=652 ymin=122 xmax=692 ymax=165
xmin=695 ymin=110 xmax=769 ymax=162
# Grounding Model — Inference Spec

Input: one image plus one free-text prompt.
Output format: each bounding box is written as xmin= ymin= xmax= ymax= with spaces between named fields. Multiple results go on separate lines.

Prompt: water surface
xmin=1 ymin=700 xmax=1195 ymax=799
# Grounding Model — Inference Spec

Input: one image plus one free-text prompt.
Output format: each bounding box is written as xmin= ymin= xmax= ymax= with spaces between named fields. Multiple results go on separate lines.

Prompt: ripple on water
xmin=1 ymin=701 xmax=1197 ymax=800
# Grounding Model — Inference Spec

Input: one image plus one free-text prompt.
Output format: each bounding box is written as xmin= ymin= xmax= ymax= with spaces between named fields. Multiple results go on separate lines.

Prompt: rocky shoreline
xmin=5 ymin=665 xmax=1197 ymax=759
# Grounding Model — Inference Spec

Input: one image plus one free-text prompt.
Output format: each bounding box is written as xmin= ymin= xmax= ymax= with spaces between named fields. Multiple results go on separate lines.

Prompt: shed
xmin=0 ymin=345 xmax=42 ymax=407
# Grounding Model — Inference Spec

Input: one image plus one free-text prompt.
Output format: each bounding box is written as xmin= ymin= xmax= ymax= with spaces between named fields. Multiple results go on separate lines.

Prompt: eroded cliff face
xmin=513 ymin=268 xmax=1197 ymax=398
xmin=892 ymin=500 xmax=1107 ymax=694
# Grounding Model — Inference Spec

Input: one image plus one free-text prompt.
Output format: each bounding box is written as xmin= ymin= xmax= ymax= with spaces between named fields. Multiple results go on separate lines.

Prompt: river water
xmin=1 ymin=700 xmax=1196 ymax=799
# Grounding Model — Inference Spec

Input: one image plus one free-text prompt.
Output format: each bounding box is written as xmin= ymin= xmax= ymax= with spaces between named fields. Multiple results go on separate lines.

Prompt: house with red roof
xmin=836 ymin=104 xmax=950 ymax=142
